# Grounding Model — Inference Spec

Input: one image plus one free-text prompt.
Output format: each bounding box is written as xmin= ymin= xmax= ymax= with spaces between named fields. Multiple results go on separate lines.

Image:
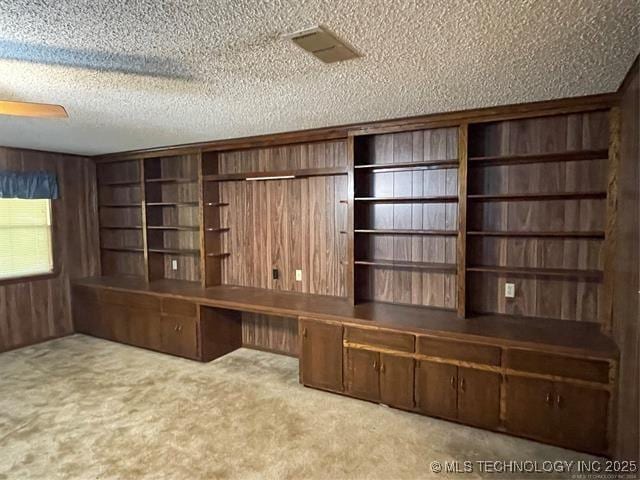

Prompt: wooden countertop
xmin=73 ymin=276 xmax=618 ymax=360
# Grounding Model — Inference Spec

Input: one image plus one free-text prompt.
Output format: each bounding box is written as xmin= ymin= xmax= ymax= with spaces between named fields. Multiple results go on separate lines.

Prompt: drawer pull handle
xmin=459 ymin=377 xmax=465 ymax=392
xmin=450 ymin=376 xmax=456 ymax=389
xmin=302 ymin=327 xmax=307 ymax=338
xmin=546 ymin=392 xmax=553 ymax=405
xmin=380 ymin=363 xmax=385 ymax=374
xmin=556 ymin=394 xmax=562 ymax=408
xmin=373 ymin=360 xmax=378 ymax=370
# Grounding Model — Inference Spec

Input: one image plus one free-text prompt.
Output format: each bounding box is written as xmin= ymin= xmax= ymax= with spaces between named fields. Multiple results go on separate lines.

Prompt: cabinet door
xmin=415 ymin=361 xmax=457 ymax=419
xmin=128 ymin=308 xmax=162 ymax=351
xmin=457 ymin=368 xmax=501 ymax=429
xmin=344 ymin=348 xmax=380 ymax=402
xmin=102 ymin=303 xmax=130 ymax=343
xmin=160 ymin=315 xmax=198 ymax=359
xmin=505 ymin=376 xmax=555 ymax=441
xmin=299 ymin=319 xmax=343 ymax=392
xmin=380 ymin=354 xmax=414 ymax=410
xmin=553 ymin=382 xmax=609 ymax=455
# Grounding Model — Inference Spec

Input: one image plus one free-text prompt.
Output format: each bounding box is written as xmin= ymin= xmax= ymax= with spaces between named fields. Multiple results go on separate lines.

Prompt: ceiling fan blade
xmin=0 ymin=100 xmax=68 ymax=118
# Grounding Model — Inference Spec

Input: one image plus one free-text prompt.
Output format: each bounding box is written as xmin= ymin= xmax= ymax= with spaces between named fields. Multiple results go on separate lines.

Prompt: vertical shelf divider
xmin=457 ymin=123 xmax=468 ymax=318
xmin=601 ymin=106 xmax=620 ymax=333
xmin=140 ymin=157 xmax=150 ymax=282
xmin=346 ymin=135 xmax=355 ymax=304
xmin=197 ymin=150 xmax=207 ymax=288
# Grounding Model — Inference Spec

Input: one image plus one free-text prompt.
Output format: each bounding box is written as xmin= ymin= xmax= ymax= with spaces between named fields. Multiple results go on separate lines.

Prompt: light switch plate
xmin=295 ymin=269 xmax=303 ymax=282
xmin=171 ymin=259 xmax=178 ymax=271
xmin=505 ymin=282 xmax=515 ymax=298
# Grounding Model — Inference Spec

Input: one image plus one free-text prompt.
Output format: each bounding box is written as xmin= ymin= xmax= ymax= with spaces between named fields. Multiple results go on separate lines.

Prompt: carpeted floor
xmin=0 ymin=335 xmax=599 ymax=480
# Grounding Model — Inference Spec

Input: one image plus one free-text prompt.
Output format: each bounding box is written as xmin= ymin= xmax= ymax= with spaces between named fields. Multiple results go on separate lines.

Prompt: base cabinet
xmin=300 ymin=320 xmax=613 ymax=456
xmin=505 ymin=376 xmax=609 ymax=454
xmin=72 ymin=286 xmax=201 ymax=360
xmin=415 ymin=361 xmax=500 ymax=428
xmin=299 ymin=318 xmax=343 ymax=392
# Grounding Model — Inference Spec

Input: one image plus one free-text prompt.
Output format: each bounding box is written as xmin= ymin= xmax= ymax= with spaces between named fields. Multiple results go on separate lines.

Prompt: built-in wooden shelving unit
xmin=463 ymin=112 xmax=611 ymax=323
xmin=94 ymin=108 xmax=613 ymax=327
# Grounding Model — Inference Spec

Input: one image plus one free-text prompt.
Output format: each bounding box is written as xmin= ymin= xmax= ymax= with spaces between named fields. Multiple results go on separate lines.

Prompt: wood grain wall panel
xmin=467 ymin=111 xmax=609 ymax=323
xmin=241 ymin=313 xmax=299 ymax=356
xmin=613 ymin=59 xmax=639 ymax=462
xmin=216 ymin=140 xmax=347 ymax=174
xmin=0 ymin=148 xmax=99 ymax=352
xmin=214 ymin=141 xmax=348 ymax=297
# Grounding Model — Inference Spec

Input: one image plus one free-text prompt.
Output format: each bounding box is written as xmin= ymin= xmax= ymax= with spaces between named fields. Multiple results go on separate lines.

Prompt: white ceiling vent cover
xmin=284 ymin=26 xmax=359 ymax=63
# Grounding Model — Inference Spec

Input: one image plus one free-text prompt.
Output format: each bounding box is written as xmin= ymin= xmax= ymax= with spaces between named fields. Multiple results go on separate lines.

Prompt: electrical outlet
xmin=272 ymin=268 xmax=279 ymax=280
xmin=505 ymin=282 xmax=515 ymax=298
xmin=295 ymin=269 xmax=302 ymax=282
xmin=171 ymin=259 xmax=178 ymax=271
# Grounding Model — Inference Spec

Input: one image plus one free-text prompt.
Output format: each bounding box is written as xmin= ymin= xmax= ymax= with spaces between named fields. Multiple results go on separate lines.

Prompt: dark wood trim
xmin=617 ymin=54 xmax=639 ymax=93
xmin=92 ymin=93 xmax=618 ymax=162
xmin=457 ymin=124 xmax=468 ymax=318
xmin=601 ymin=107 xmax=621 ymax=333
xmin=346 ymin=136 xmax=355 ymax=304
xmin=0 ymin=270 xmax=59 ymax=286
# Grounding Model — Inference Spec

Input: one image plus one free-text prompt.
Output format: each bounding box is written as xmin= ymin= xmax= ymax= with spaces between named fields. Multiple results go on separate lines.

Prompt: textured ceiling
xmin=0 ymin=0 xmax=638 ymax=156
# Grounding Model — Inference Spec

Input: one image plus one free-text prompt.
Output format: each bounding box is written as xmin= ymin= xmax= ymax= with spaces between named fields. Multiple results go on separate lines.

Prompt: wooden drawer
xmin=504 ymin=349 xmax=610 ymax=383
xmin=344 ymin=326 xmax=414 ymax=353
xmin=417 ymin=336 xmax=501 ymax=366
xmin=100 ymin=289 xmax=160 ymax=311
xmin=162 ymin=298 xmax=197 ymax=317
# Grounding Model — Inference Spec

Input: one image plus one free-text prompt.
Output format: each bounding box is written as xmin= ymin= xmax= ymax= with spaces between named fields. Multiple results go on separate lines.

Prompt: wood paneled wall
xmin=0 ymin=148 xmax=100 ymax=352
xmin=241 ymin=313 xmax=299 ymax=356
xmin=215 ymin=141 xmax=348 ymax=296
xmin=613 ymin=59 xmax=639 ymax=462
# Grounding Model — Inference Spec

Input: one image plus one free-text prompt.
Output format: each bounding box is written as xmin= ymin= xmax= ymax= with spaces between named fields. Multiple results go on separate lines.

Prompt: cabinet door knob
xmin=556 ymin=394 xmax=562 ymax=408
xmin=380 ymin=363 xmax=385 ymax=374
xmin=302 ymin=327 xmax=307 ymax=338
xmin=373 ymin=360 xmax=378 ymax=370
xmin=546 ymin=392 xmax=553 ymax=405
xmin=450 ymin=376 xmax=456 ymax=389
xmin=459 ymin=377 xmax=466 ymax=392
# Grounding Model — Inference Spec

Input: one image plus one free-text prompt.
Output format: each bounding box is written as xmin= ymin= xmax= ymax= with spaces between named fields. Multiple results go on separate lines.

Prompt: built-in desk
xmin=73 ymin=276 xmax=616 ymax=359
xmin=71 ymin=276 xmax=618 ymax=456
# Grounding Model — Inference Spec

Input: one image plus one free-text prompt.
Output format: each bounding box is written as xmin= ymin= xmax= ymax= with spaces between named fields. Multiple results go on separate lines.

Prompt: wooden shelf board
xmin=468 ymin=149 xmax=608 ymax=167
xmin=145 ymin=202 xmax=199 ymax=207
xmin=101 ymin=247 xmax=144 ymax=253
xmin=204 ymin=166 xmax=348 ymax=182
xmin=145 ymin=177 xmax=197 ymax=184
xmin=467 ymin=265 xmax=603 ymax=280
xmin=147 ymin=225 xmax=199 ymax=231
xmin=355 ymin=229 xmax=457 ymax=236
xmin=206 ymin=252 xmax=231 ymax=258
xmin=468 ymin=191 xmax=606 ymax=202
xmin=354 ymin=196 xmax=458 ymax=203
xmin=355 ymin=259 xmax=456 ymax=272
xmin=205 ymin=202 xmax=229 ymax=207
xmin=205 ymin=227 xmax=230 ymax=233
xmin=99 ymin=203 xmax=141 ymax=208
xmin=99 ymin=180 xmax=141 ymax=187
xmin=148 ymin=248 xmax=200 ymax=255
xmin=468 ymin=230 xmax=605 ymax=239
xmin=100 ymin=226 xmax=143 ymax=230
xmin=355 ymin=159 xmax=458 ymax=171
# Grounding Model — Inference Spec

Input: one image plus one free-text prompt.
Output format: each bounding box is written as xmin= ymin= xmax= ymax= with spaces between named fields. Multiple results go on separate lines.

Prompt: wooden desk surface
xmin=73 ymin=276 xmax=618 ymax=360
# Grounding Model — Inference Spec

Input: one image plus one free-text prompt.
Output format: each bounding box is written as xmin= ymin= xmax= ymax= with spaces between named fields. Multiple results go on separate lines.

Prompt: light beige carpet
xmin=0 ymin=335 xmax=598 ymax=480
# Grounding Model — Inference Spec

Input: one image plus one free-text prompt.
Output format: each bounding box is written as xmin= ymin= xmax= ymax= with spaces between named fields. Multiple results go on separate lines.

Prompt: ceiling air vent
xmin=285 ymin=26 xmax=359 ymax=64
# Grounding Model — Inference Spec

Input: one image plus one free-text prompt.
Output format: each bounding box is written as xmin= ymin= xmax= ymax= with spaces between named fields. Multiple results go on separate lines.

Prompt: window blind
xmin=0 ymin=199 xmax=53 ymax=280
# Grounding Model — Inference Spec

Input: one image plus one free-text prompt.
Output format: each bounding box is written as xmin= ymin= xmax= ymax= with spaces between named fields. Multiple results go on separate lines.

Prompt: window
xmin=0 ymin=199 xmax=54 ymax=280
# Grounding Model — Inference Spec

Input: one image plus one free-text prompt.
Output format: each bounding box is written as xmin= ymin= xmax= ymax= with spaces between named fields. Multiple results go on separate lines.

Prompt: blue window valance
xmin=0 ymin=171 xmax=59 ymax=199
